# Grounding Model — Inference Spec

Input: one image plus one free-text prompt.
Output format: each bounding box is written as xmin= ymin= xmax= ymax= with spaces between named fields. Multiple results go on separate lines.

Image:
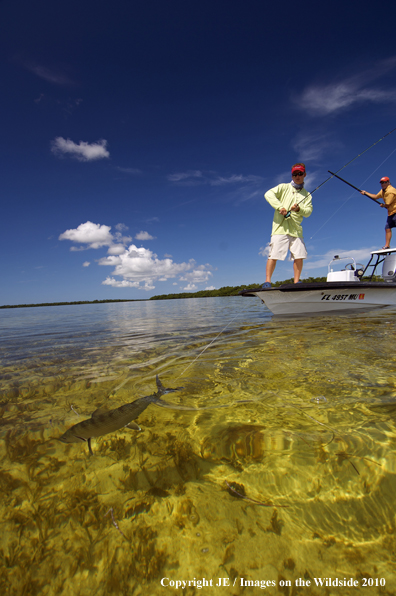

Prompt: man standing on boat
xmin=360 ymin=177 xmax=396 ymax=249
xmin=263 ymin=163 xmax=313 ymax=287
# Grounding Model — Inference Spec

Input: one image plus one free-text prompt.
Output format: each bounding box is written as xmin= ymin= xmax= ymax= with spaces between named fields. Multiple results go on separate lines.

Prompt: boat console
xmin=326 ymin=255 xmax=363 ymax=282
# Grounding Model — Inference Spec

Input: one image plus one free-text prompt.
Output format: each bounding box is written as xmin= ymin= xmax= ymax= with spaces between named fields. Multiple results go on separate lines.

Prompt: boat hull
xmin=241 ymin=282 xmax=396 ymax=316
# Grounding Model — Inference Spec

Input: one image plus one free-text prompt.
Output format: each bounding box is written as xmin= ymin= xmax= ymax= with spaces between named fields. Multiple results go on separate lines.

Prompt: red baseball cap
xmin=380 ymin=176 xmax=390 ymax=183
xmin=292 ymin=165 xmax=305 ymax=174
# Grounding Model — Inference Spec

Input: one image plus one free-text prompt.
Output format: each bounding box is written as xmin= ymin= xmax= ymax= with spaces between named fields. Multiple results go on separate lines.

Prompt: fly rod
xmin=328 ymin=171 xmax=383 ymax=206
xmin=283 ymin=126 xmax=396 ymax=218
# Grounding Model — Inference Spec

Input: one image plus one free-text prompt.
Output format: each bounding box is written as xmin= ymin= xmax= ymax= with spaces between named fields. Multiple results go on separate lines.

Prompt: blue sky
xmin=2 ymin=0 xmax=396 ymax=305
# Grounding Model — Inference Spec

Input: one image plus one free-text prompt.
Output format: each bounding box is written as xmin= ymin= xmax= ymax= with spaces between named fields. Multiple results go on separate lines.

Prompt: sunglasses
xmin=292 ymin=172 xmax=304 ymax=177
xmin=380 ymin=180 xmax=389 ymax=184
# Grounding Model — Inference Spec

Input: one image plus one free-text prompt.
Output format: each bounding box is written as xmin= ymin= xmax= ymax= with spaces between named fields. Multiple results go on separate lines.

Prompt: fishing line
xmin=175 ymin=312 xmax=241 ymax=380
xmin=109 ymin=312 xmax=242 ymax=396
xmin=279 ymin=126 xmax=396 ymax=222
xmin=309 ymin=145 xmax=396 ymax=240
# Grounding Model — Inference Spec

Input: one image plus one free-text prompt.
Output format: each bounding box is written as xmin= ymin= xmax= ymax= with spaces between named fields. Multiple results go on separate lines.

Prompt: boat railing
xmin=362 ymin=248 xmax=396 ymax=281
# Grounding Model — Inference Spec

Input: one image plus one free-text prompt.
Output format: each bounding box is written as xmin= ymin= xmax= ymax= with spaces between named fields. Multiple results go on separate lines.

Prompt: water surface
xmin=1 ymin=298 xmax=395 ymax=595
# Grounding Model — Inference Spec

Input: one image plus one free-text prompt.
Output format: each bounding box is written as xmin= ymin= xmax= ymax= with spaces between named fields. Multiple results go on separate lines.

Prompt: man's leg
xmin=266 ymin=258 xmax=277 ymax=282
xmin=385 ymin=227 xmax=392 ymax=248
xmin=293 ymin=259 xmax=303 ymax=283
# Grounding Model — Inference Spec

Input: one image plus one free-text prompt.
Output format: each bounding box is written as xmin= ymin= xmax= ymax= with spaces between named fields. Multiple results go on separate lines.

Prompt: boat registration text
xmin=321 ymin=293 xmax=365 ymax=301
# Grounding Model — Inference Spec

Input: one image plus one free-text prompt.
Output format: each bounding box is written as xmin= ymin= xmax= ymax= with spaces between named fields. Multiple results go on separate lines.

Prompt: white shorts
xmin=268 ymin=235 xmax=307 ymax=261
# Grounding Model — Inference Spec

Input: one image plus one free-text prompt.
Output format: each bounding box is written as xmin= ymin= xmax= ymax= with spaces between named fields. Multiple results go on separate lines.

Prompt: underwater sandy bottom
xmin=0 ymin=301 xmax=396 ymax=595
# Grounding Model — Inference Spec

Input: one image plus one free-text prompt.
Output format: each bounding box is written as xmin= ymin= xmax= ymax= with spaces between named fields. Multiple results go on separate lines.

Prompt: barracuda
xmin=58 ymin=375 xmax=183 ymax=455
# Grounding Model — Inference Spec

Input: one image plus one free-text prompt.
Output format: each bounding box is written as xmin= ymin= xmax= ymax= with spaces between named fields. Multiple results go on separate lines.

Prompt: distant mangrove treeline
xmin=0 ymin=299 xmax=143 ymax=310
xmin=149 ymin=277 xmax=328 ymax=300
xmin=2 ymin=275 xmax=381 ymax=308
xmin=149 ymin=274 xmax=382 ymax=300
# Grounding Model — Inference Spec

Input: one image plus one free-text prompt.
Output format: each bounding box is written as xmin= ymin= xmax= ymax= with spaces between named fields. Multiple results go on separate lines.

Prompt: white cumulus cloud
xmin=135 ymin=231 xmax=156 ymax=241
xmin=259 ymin=243 xmax=271 ymax=257
xmin=107 ymin=244 xmax=129 ymax=256
xmin=180 ymin=268 xmax=213 ymax=284
xmin=60 ymin=221 xmax=213 ymax=291
xmin=59 ymin=221 xmax=113 ymax=249
xmin=98 ymin=245 xmax=212 ymax=291
xmin=114 ymin=232 xmax=133 ymax=245
xmin=98 ymin=245 xmax=190 ymax=280
xmin=51 ymin=137 xmax=110 ymax=161
xmin=59 ymin=221 xmax=133 ymax=253
xmin=102 ymin=278 xmax=141 ymax=288
xmin=115 ymin=223 xmax=129 ymax=232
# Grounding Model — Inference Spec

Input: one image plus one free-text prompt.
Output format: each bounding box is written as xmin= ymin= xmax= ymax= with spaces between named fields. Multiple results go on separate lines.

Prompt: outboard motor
xmin=382 ymin=253 xmax=396 ymax=282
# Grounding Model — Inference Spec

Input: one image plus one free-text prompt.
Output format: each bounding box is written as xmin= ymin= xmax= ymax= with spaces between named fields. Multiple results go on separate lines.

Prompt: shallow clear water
xmin=1 ymin=298 xmax=396 ymax=595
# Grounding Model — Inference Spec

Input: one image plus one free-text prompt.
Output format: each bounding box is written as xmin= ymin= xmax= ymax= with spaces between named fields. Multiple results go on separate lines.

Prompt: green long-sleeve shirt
xmin=265 ymin=183 xmax=313 ymax=237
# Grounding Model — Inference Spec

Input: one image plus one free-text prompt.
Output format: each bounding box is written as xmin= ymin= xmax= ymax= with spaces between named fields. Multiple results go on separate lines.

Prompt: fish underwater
xmin=58 ymin=375 xmax=184 ymax=455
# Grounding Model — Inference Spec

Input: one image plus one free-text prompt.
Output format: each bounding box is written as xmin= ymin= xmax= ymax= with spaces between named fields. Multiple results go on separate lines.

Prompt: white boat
xmin=240 ymin=248 xmax=396 ymax=316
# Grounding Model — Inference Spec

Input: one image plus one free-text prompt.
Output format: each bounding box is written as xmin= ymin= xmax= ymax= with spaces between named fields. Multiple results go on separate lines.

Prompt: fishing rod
xmin=328 ymin=171 xmax=384 ymax=206
xmin=284 ymin=175 xmax=331 ymax=219
xmin=283 ymin=126 xmax=396 ymax=218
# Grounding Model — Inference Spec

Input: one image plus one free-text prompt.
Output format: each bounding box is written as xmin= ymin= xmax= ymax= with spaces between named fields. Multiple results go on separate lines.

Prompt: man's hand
xmin=290 ymin=204 xmax=300 ymax=212
xmin=279 ymin=208 xmax=288 ymax=216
